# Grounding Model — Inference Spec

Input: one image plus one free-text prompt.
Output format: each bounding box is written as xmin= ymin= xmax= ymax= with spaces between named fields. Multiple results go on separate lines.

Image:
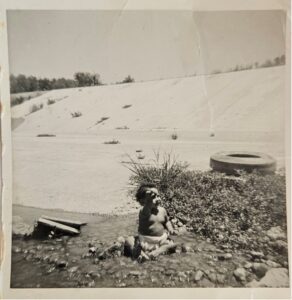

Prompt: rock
xmin=177 ymin=221 xmax=183 ymax=227
xmin=12 ymin=246 xmax=22 ymax=253
xmin=270 ymin=240 xmax=288 ymax=254
xmin=207 ymin=273 xmax=217 ymax=283
xmin=257 ymin=268 xmax=289 ymax=287
xmin=266 ymin=226 xmax=286 ymax=240
xmin=117 ymin=236 xmax=125 ymax=244
xmin=171 ymin=218 xmax=178 ymax=224
xmin=252 ymin=263 xmax=268 ymax=278
xmin=233 ymin=268 xmax=246 ymax=282
xmin=266 ymin=260 xmax=281 ymax=268
xmin=129 ymin=271 xmax=142 ymax=277
xmin=90 ymin=272 xmax=101 ymax=279
xmin=244 ymin=262 xmax=252 ymax=269
xmin=194 ymin=270 xmax=204 ymax=282
xmin=36 ymin=245 xmax=42 ymax=250
xmin=56 ymin=260 xmax=68 ymax=268
xmin=178 ymin=271 xmax=187 ymax=279
xmin=178 ymin=226 xmax=187 ymax=235
xmin=89 ymin=247 xmax=96 ymax=254
xmin=12 ymin=217 xmax=34 ymax=238
xmin=216 ymin=274 xmax=226 ymax=284
xmin=217 ymin=253 xmax=232 ymax=261
xmin=181 ymin=243 xmax=193 ymax=253
xmin=87 ymin=280 xmax=95 ymax=288
xmin=68 ymin=266 xmax=79 ymax=273
xmin=217 ymin=267 xmax=228 ymax=274
xmin=246 ymin=279 xmax=262 ymax=287
xmin=250 ymin=251 xmax=265 ymax=260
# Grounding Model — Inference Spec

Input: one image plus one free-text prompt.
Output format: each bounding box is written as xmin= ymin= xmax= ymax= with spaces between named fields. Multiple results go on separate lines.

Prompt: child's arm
xmin=163 ymin=208 xmax=174 ymax=234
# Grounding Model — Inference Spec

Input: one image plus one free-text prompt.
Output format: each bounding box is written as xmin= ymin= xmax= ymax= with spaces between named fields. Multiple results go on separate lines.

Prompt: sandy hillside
xmin=11 ymin=66 xmax=287 ymax=214
xmin=12 ymin=66 xmax=285 ymax=135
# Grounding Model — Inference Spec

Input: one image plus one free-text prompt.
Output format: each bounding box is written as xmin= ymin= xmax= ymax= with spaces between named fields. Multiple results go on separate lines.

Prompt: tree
xmin=74 ymin=72 xmax=101 ymax=87
xmin=121 ymin=75 xmax=135 ymax=84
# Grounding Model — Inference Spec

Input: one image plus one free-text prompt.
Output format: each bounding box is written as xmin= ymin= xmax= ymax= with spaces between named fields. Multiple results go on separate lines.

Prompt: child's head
xmin=135 ymin=183 xmax=161 ymax=207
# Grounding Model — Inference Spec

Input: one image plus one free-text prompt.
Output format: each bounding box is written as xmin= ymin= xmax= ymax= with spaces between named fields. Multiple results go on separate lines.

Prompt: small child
xmin=124 ymin=183 xmax=176 ymax=262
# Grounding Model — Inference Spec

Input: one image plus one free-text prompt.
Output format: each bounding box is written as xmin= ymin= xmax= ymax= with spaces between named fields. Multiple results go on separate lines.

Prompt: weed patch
xmin=124 ymin=153 xmax=287 ymax=254
xmin=29 ymin=103 xmax=43 ymax=114
xmin=104 ymin=139 xmax=120 ymax=145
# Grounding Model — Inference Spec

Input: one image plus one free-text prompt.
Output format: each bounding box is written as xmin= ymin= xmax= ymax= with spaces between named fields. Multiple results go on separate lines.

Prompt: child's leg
xmin=148 ymin=240 xmax=177 ymax=258
xmin=124 ymin=236 xmax=142 ymax=258
xmin=124 ymin=236 xmax=135 ymax=257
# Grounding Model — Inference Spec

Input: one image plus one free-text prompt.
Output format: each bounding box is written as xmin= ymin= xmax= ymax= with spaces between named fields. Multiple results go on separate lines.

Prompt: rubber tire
xmin=210 ymin=151 xmax=276 ymax=175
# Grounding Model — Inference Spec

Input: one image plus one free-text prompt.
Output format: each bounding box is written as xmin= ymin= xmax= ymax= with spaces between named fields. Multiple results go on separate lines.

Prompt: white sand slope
xmin=12 ymin=66 xmax=285 ymax=135
xmin=11 ymin=66 xmax=286 ymax=214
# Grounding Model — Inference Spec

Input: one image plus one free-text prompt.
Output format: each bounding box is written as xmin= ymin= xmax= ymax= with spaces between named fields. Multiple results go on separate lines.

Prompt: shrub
xmin=171 ymin=133 xmax=178 ymax=140
xmin=119 ymin=75 xmax=135 ymax=84
xmin=96 ymin=117 xmax=109 ymax=124
xmin=71 ymin=111 xmax=82 ymax=118
xmin=11 ymin=96 xmax=25 ymax=106
xmin=37 ymin=134 xmax=56 ymax=137
xmin=104 ymin=139 xmax=120 ymax=145
xmin=47 ymin=99 xmax=56 ymax=105
xmin=124 ymin=153 xmax=287 ymax=253
xmin=115 ymin=126 xmax=129 ymax=130
xmin=122 ymin=104 xmax=132 ymax=109
xmin=29 ymin=103 xmax=43 ymax=114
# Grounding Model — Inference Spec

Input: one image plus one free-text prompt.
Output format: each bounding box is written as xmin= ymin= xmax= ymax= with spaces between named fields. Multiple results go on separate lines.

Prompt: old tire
xmin=210 ymin=151 xmax=276 ymax=175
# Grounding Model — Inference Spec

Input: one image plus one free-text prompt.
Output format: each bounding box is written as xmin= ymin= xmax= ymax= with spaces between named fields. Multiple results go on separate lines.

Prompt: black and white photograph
xmin=0 ymin=0 xmax=291 ymax=298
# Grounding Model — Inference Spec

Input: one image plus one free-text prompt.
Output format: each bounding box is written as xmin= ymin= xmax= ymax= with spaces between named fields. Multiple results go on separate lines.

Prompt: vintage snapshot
xmin=1 ymin=1 xmax=291 ymax=299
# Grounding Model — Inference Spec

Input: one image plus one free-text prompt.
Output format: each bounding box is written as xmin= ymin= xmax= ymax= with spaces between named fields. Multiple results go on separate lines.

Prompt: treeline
xmin=212 ymin=54 xmax=286 ymax=74
xmin=10 ymin=72 xmax=102 ymax=94
xmin=10 ymin=72 xmax=136 ymax=94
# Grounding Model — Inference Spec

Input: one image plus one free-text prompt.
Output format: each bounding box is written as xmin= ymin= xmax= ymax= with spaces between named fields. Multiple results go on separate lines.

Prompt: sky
xmin=7 ymin=10 xmax=286 ymax=83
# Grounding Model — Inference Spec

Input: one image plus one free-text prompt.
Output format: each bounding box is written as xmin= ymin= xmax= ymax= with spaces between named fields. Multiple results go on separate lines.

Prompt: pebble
xmin=56 ymin=260 xmax=68 ymax=268
xmin=265 ymin=260 xmax=281 ymax=268
xmin=217 ymin=253 xmax=232 ymax=261
xmin=177 ymin=271 xmax=187 ymax=279
xmin=129 ymin=271 xmax=142 ymax=277
xmin=216 ymin=274 xmax=226 ymax=284
xmin=181 ymin=244 xmax=193 ymax=253
xmin=194 ymin=270 xmax=204 ymax=282
xmin=244 ymin=262 xmax=253 ymax=269
xmin=233 ymin=268 xmax=246 ymax=282
xmin=36 ymin=245 xmax=42 ymax=250
xmin=250 ymin=251 xmax=265 ymax=259
xmin=207 ymin=273 xmax=217 ymax=283
xmin=270 ymin=240 xmax=288 ymax=254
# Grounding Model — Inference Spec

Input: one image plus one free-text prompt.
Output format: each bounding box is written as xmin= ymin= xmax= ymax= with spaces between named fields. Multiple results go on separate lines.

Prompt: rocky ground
xmin=11 ymin=206 xmax=289 ymax=288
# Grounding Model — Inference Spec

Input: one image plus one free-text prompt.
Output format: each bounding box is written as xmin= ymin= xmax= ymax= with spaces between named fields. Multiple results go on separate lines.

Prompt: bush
xmin=171 ymin=133 xmax=178 ymax=140
xmin=29 ymin=103 xmax=43 ymax=114
xmin=47 ymin=99 xmax=56 ymax=105
xmin=71 ymin=111 xmax=82 ymax=118
xmin=11 ymin=96 xmax=25 ymax=106
xmin=104 ymin=139 xmax=120 ymax=144
xmin=119 ymin=75 xmax=135 ymax=84
xmin=122 ymin=104 xmax=132 ymax=109
xmin=37 ymin=134 xmax=56 ymax=137
xmin=125 ymin=153 xmax=287 ymax=253
xmin=115 ymin=126 xmax=129 ymax=130
xmin=96 ymin=117 xmax=109 ymax=124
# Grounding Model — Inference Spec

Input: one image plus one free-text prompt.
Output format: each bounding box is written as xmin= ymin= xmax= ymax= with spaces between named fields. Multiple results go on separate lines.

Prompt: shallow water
xmin=11 ymin=206 xmax=257 ymax=288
